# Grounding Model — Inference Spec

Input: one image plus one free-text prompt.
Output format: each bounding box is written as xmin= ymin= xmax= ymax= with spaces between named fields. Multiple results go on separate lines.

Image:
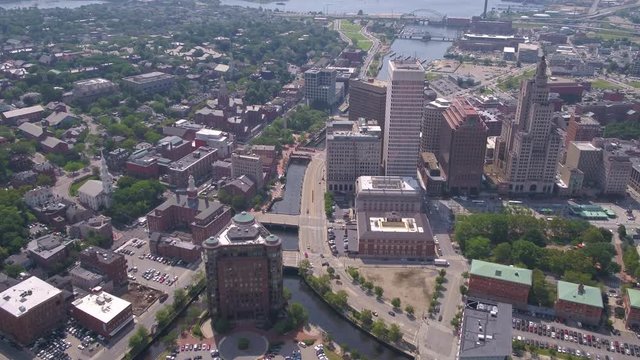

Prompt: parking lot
xmin=115 ymin=236 xmax=199 ymax=293
xmin=29 ymin=318 xmax=106 ymax=360
xmin=513 ymin=315 xmax=640 ymax=359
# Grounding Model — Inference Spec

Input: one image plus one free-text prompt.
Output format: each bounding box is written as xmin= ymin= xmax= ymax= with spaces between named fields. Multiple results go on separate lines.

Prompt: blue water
xmin=220 ymin=0 xmax=502 ymax=17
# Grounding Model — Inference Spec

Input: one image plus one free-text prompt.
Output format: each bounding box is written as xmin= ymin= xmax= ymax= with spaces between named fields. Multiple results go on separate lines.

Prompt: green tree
xmin=324 ymin=192 xmax=335 ymax=217
xmin=388 ymin=323 xmax=402 ymax=342
xmin=128 ymin=326 xmax=149 ymax=355
xmin=360 ymin=309 xmax=373 ymax=327
xmin=374 ymin=286 xmax=384 ymax=298
xmin=618 ymin=224 xmax=628 ymax=240
xmin=155 ymin=306 xmax=173 ymax=328
xmin=288 ymin=302 xmax=309 ymax=326
xmin=529 ymin=269 xmax=554 ymax=307
xmin=391 ymin=297 xmax=401 ymax=309
xmin=511 ymin=240 xmax=541 ymax=268
xmin=298 ymin=259 xmax=312 ymax=276
xmin=465 ymin=236 xmax=492 ymax=259
xmin=173 ymin=289 xmax=187 ymax=309
xmin=363 ymin=280 xmax=374 ymax=291
xmin=405 ymin=305 xmax=415 ymax=316
xmin=3 ymin=263 xmax=24 ymax=278
xmin=371 ymin=319 xmax=388 ymax=339
xmin=492 ymin=242 xmax=512 ymax=264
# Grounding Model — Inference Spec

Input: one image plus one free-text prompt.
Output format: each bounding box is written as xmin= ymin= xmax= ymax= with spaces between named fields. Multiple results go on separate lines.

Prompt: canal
xmin=284 ymin=276 xmax=409 ymax=360
xmin=270 ymin=162 xmax=307 ymax=215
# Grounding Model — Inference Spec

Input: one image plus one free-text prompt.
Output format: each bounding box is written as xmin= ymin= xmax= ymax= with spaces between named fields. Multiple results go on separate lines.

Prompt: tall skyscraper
xmin=382 ymin=59 xmax=425 ymax=178
xmin=438 ymin=98 xmax=488 ymax=195
xmin=202 ymin=212 xmax=283 ymax=323
xmin=421 ymin=98 xmax=451 ymax=154
xmin=494 ymin=56 xmax=562 ymax=194
xmin=348 ymin=78 xmax=387 ymax=127
xmin=304 ymin=68 xmax=337 ymax=108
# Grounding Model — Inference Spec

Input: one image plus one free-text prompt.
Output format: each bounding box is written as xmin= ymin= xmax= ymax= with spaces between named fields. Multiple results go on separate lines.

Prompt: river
xmin=270 ymin=162 xmax=307 ymax=215
xmin=284 ymin=276 xmax=408 ymax=360
xmin=220 ymin=0 xmax=503 ymax=18
xmin=0 ymin=0 xmax=103 ymax=9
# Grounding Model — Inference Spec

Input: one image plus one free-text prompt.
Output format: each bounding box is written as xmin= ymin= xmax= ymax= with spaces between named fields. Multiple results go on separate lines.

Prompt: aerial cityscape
xmin=1 ymin=0 xmax=640 ymax=359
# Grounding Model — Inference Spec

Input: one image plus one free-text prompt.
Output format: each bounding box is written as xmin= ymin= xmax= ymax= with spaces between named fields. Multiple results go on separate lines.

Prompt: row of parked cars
xmin=142 ymin=268 xmax=178 ymax=285
xmin=32 ymin=331 xmax=71 ymax=360
xmin=514 ymin=318 xmax=640 ymax=357
xmin=139 ymin=253 xmax=185 ymax=266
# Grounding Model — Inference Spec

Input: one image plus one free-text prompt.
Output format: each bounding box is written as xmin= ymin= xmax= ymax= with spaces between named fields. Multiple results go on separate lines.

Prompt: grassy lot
xmin=425 ymin=72 xmax=443 ymax=81
xmin=591 ymin=79 xmax=621 ymax=90
xmin=627 ymin=81 xmax=640 ymax=89
xmin=69 ymin=175 xmax=99 ymax=196
xmin=496 ymin=69 xmax=535 ymax=91
xmin=340 ymin=20 xmax=372 ymax=51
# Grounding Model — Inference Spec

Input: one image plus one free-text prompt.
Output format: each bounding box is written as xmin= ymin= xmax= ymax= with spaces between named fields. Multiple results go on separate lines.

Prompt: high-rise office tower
xmin=382 ymin=59 xmax=425 ymax=178
xmin=421 ymin=98 xmax=451 ymax=154
xmin=348 ymin=78 xmax=387 ymax=127
xmin=438 ymin=98 xmax=488 ymax=195
xmin=304 ymin=68 xmax=337 ymax=108
xmin=494 ymin=56 xmax=562 ymax=194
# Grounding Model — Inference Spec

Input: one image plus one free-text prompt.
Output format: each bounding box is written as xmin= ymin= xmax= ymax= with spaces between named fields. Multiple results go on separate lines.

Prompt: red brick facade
xmin=624 ymin=295 xmax=640 ymax=328
xmin=79 ymin=247 xmax=128 ymax=287
xmin=70 ymin=298 xmax=133 ymax=338
xmin=555 ymin=299 xmax=603 ymax=326
xmin=468 ymin=274 xmax=531 ymax=306
xmin=0 ymin=289 xmax=65 ymax=345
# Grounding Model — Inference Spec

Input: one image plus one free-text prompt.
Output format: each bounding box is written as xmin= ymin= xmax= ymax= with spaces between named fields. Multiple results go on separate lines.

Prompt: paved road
xmin=359 ymin=21 xmax=382 ymax=78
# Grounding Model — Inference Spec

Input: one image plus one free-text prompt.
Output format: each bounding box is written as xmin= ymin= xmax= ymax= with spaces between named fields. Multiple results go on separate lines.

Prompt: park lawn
xmin=341 ymin=20 xmax=372 ymax=51
xmin=69 ymin=175 xmax=99 ymax=196
xmin=591 ymin=79 xmax=620 ymax=90
xmin=627 ymin=80 xmax=640 ymax=89
xmin=425 ymin=72 xmax=442 ymax=81
xmin=324 ymin=349 xmax=342 ymax=360
xmin=497 ymin=68 xmax=535 ymax=91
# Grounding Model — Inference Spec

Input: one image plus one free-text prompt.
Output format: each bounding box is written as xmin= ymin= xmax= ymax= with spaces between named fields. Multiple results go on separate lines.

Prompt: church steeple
xmin=100 ymin=153 xmax=113 ymax=195
xmin=187 ymin=174 xmax=197 ymax=200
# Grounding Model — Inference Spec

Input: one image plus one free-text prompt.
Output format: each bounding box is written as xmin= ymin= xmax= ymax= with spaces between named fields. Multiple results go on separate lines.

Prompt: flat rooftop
xmin=0 ymin=276 xmax=62 ymax=317
xmin=369 ymin=216 xmax=422 ymax=233
xmin=205 ymin=212 xmax=280 ymax=247
xmin=356 ymin=176 xmax=421 ymax=194
xmin=459 ymin=299 xmax=512 ymax=359
xmin=72 ymin=291 xmax=131 ymax=324
xmin=169 ymin=147 xmax=216 ymax=171
xmin=123 ymin=71 xmax=174 ymax=84
xmin=572 ymin=142 xmax=600 ymax=152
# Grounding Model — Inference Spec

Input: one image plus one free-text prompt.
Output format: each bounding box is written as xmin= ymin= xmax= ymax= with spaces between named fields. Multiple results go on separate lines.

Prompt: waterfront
xmin=284 ymin=276 xmax=408 ymax=360
xmin=220 ymin=0 xmax=502 ymax=18
xmin=0 ymin=0 xmax=103 ymax=9
xmin=376 ymin=24 xmax=458 ymax=80
xmin=271 ymin=162 xmax=307 ymax=215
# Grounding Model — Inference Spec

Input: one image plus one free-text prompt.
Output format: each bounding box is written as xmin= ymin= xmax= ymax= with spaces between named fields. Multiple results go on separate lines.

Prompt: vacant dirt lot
xmin=122 ymin=282 xmax=163 ymax=316
xmin=358 ymin=267 xmax=437 ymax=313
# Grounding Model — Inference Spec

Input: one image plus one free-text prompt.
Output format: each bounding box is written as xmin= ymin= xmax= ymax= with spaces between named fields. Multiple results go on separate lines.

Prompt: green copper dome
xmin=233 ymin=211 xmax=255 ymax=224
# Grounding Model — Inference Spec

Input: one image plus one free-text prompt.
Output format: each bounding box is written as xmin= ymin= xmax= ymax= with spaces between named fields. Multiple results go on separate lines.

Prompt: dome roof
xmin=204 ymin=236 xmax=219 ymax=246
xmin=265 ymin=234 xmax=280 ymax=244
xmin=233 ymin=211 xmax=255 ymax=224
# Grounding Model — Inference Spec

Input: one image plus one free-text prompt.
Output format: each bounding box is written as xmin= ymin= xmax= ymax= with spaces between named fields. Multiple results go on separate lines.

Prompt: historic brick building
xmin=468 ymin=260 xmax=532 ymax=307
xmin=555 ymin=281 xmax=603 ymax=326
xmin=202 ymin=212 xmax=283 ymax=324
xmin=78 ymin=247 xmax=128 ymax=288
xmin=0 ymin=276 xmax=66 ymax=345
xmin=624 ymin=288 xmax=640 ymax=328
xmin=147 ymin=175 xmax=232 ymax=244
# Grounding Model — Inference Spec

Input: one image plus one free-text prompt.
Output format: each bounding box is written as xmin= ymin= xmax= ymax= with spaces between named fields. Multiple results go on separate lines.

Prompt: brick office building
xmin=167 ymin=146 xmax=218 ymax=188
xmin=555 ymin=281 xmax=603 ymax=326
xmin=624 ymin=288 xmax=640 ymax=328
xmin=356 ymin=211 xmax=436 ymax=260
xmin=0 ymin=276 xmax=66 ymax=345
xmin=78 ymin=247 xmax=128 ymax=288
xmin=202 ymin=212 xmax=283 ymax=323
xmin=70 ymin=290 xmax=133 ymax=339
xmin=147 ymin=175 xmax=233 ymax=244
xmin=468 ymin=260 xmax=532 ymax=307
xmin=149 ymin=233 xmax=202 ymax=263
